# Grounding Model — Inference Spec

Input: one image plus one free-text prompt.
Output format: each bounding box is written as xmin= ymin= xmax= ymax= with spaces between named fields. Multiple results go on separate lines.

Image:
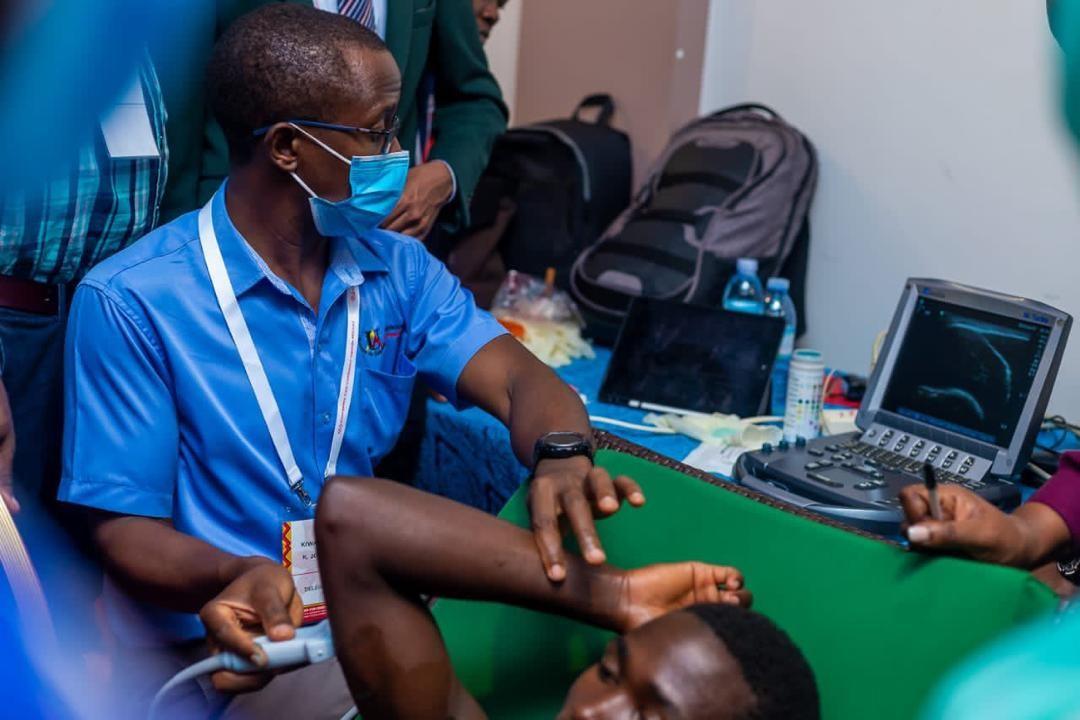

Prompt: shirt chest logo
xmin=362 ymin=324 xmax=404 ymax=355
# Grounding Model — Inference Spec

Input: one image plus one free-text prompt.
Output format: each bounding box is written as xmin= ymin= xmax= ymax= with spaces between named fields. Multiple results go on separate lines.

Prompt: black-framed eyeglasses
xmin=253 ymin=117 xmax=401 ymax=155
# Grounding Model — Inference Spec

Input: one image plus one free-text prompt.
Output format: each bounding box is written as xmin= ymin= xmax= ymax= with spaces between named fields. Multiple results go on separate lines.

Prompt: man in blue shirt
xmin=60 ymin=6 xmax=641 ymax=716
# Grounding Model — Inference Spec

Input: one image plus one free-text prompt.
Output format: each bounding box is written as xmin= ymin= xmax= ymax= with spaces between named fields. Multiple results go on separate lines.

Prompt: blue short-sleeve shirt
xmin=59 ymin=183 xmax=507 ymax=642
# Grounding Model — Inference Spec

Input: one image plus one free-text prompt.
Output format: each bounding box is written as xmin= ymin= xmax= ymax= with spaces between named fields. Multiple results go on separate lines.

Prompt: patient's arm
xmin=315 ymin=476 xmax=749 ymax=720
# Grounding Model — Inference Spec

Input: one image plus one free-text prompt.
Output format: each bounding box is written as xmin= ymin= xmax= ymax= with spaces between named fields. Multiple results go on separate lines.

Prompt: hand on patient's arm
xmin=457 ymin=336 xmax=645 ymax=581
xmin=529 ymin=455 xmax=645 ymax=581
xmin=0 ymin=377 xmax=17 ymax=513
xmin=900 ymin=485 xmax=1071 ymax=568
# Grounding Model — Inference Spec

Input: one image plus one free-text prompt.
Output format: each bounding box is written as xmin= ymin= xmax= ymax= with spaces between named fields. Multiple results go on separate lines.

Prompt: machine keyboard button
xmin=807 ymin=472 xmax=842 ymax=488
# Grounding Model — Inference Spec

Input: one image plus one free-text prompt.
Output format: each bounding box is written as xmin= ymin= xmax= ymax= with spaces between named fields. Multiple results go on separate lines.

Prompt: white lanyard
xmin=198 ymin=202 xmax=360 ymax=508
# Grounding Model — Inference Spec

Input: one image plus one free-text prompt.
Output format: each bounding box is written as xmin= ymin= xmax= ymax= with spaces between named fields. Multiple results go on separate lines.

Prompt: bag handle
xmin=572 ymin=94 xmax=616 ymax=126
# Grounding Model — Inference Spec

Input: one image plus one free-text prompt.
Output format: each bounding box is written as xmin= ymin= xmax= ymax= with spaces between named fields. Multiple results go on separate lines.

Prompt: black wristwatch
xmin=532 ymin=431 xmax=594 ymax=470
xmin=1058 ymin=556 xmax=1080 ymax=586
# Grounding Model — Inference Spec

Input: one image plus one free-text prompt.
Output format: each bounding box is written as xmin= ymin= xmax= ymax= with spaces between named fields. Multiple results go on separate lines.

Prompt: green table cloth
xmin=434 ymin=436 xmax=1056 ymax=720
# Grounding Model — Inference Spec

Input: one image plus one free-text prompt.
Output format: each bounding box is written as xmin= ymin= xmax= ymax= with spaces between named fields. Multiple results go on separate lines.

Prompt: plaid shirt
xmin=0 ymin=58 xmax=168 ymax=285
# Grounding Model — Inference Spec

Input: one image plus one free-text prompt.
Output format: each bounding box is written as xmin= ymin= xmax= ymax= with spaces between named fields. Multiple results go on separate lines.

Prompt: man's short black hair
xmin=206 ymin=3 xmax=391 ymax=161
xmin=686 ymin=603 xmax=820 ymax=720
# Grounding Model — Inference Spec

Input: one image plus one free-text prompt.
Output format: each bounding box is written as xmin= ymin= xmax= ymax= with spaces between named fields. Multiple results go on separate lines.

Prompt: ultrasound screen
xmin=880 ymin=297 xmax=1050 ymax=446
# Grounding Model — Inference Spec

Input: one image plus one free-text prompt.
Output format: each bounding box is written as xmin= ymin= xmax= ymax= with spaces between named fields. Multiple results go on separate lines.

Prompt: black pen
xmin=922 ymin=463 xmax=942 ymax=521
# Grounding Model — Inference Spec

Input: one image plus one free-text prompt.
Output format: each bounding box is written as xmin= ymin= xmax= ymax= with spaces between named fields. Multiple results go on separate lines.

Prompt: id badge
xmin=281 ymin=517 xmax=326 ymax=623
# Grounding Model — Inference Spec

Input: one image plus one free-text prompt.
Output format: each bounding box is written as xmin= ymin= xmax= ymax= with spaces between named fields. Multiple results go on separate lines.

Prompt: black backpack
xmin=570 ymin=104 xmax=818 ymax=343
xmin=470 ymin=94 xmax=632 ymax=289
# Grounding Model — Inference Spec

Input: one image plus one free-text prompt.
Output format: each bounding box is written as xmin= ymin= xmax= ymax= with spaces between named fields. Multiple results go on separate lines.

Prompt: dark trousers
xmin=0 ymin=303 xmax=65 ymax=506
xmin=0 ymin=296 xmax=103 ymax=653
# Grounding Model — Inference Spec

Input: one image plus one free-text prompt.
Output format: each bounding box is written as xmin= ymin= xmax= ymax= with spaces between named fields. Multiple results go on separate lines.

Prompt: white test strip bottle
xmin=782 ymin=349 xmax=825 ymax=442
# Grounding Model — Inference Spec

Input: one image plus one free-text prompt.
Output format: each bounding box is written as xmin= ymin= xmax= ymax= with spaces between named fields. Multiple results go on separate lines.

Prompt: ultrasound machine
xmin=736 ymin=278 xmax=1072 ymax=534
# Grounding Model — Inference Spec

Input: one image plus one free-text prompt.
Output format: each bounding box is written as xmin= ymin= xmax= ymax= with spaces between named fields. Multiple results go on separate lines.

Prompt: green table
xmin=433 ymin=436 xmax=1056 ymax=720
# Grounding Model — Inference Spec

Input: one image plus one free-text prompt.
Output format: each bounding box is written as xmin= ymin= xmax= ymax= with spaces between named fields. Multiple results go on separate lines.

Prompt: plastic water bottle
xmin=722 ymin=258 xmax=765 ymax=315
xmin=763 ymin=277 xmax=797 ymax=416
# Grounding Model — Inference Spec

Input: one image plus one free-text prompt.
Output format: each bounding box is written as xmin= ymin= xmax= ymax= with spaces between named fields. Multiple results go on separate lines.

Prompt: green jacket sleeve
xmin=155 ymin=0 xmax=268 ymax=222
xmin=152 ymin=0 xmax=219 ymax=222
xmin=428 ymin=0 xmax=508 ymax=233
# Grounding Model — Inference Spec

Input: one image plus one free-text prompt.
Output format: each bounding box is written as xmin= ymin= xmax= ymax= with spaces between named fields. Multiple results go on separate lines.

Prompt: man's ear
xmin=262 ymin=122 xmax=302 ymax=173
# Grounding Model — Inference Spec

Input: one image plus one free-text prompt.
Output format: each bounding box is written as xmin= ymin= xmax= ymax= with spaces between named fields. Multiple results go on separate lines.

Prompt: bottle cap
xmin=736 ymin=258 xmax=759 ymax=275
xmin=766 ymin=277 xmax=790 ymax=291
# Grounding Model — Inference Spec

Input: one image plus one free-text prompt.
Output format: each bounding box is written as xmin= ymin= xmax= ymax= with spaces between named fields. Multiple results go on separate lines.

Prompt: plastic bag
xmin=492 ymin=270 xmax=593 ymax=367
xmin=492 ymin=270 xmax=583 ymax=325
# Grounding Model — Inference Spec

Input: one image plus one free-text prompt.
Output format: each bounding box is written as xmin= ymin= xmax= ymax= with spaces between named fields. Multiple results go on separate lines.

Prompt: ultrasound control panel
xmin=859 ymin=424 xmax=992 ymax=484
xmin=736 ymin=432 xmax=1019 ymax=534
xmin=735 ymin=278 xmax=1071 ymax=535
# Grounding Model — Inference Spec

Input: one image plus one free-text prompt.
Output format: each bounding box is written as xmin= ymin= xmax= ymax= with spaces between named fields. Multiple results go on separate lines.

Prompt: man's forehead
xmin=329 ymin=45 xmax=400 ymax=122
xmin=628 ymin=615 xmax=746 ymax=714
xmin=340 ymin=44 xmax=401 ymax=88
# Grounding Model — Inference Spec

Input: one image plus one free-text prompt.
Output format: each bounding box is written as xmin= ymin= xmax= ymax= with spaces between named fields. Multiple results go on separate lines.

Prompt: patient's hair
xmin=206 ymin=3 xmax=390 ymax=161
xmin=686 ymin=603 xmax=820 ymax=720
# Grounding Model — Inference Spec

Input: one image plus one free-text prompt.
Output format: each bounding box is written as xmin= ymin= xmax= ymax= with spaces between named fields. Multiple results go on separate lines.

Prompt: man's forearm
xmin=93 ymin=514 xmax=272 ymax=614
xmin=458 ymin=336 xmax=593 ymax=469
xmin=506 ymin=354 xmax=592 ymax=468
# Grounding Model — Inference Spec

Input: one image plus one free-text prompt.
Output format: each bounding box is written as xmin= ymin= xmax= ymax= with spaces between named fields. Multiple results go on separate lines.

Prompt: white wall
xmin=483 ymin=0 xmax=524 ymax=122
xmin=701 ymin=0 xmax=1080 ymax=417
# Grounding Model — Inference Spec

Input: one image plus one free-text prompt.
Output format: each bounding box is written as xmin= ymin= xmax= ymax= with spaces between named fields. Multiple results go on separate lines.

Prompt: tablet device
xmin=599 ymin=297 xmax=785 ymax=417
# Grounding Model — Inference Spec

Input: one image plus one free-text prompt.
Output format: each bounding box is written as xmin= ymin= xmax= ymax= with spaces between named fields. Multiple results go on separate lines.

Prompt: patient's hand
xmin=616 ymin=562 xmax=751 ymax=632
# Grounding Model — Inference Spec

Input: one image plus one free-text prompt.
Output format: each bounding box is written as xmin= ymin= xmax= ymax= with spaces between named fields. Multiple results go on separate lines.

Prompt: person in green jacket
xmin=156 ymin=0 xmax=507 ymax=239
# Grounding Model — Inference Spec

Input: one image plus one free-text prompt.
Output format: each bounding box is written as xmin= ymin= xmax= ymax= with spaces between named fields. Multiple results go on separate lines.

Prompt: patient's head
xmin=558 ymin=604 xmax=819 ymax=720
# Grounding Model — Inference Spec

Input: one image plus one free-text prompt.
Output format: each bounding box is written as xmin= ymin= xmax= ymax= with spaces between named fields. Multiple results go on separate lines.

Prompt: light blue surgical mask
xmin=289 ymin=123 xmax=410 ymax=238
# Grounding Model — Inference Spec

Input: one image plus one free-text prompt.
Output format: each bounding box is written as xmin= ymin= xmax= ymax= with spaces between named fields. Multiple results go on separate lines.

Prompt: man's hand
xmin=616 ymin=562 xmax=751 ymax=632
xmin=199 ymin=559 xmax=302 ymax=693
xmin=381 ymin=161 xmax=454 ymax=239
xmin=0 ymin=377 xmax=17 ymax=514
xmin=900 ymin=484 xmax=1034 ymax=566
xmin=528 ymin=456 xmax=645 ymax=582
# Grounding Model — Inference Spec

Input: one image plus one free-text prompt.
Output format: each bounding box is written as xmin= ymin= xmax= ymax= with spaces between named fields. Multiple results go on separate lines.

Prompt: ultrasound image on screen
xmin=601 ymin=300 xmax=784 ymax=417
xmin=880 ymin=297 xmax=1050 ymax=446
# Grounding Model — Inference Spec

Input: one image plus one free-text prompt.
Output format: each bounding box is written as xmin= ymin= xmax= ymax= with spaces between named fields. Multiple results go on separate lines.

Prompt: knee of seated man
xmin=315 ymin=475 xmax=389 ymax=548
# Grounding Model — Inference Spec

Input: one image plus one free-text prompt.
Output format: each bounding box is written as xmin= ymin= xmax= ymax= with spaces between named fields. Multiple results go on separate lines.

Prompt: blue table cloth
xmin=413 ymin=348 xmax=700 ymax=513
xmin=412 ymin=348 xmax=1069 ymax=514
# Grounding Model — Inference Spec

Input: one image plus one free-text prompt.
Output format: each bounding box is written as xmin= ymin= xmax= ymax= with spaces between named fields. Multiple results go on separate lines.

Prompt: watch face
xmin=544 ymin=431 xmax=586 ymax=449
